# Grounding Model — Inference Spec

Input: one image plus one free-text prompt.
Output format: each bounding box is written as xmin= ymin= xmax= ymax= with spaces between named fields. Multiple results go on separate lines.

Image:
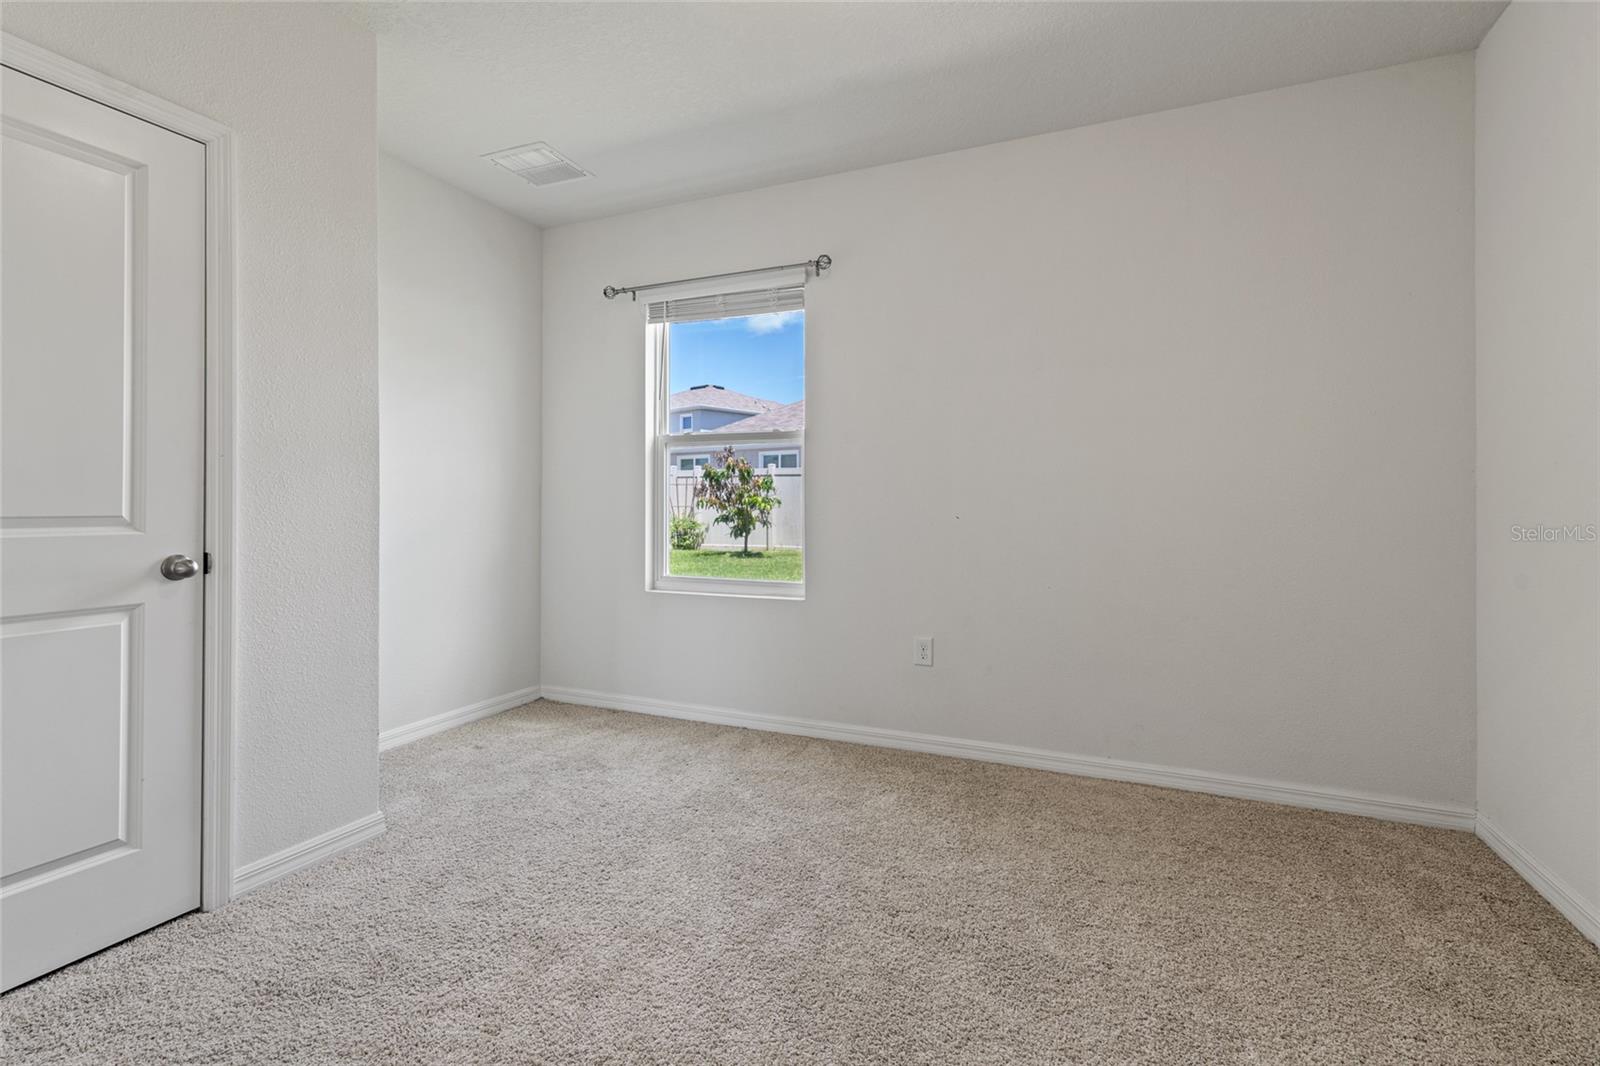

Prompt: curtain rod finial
xmin=602 ymin=285 xmax=621 ymax=300
xmin=815 ymin=254 xmax=832 ymax=274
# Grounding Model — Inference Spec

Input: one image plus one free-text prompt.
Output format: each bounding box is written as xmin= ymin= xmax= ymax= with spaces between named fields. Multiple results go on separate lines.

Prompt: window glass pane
xmin=663 ymin=309 xmax=804 ymax=584
xmin=666 ymin=311 xmax=804 ymax=434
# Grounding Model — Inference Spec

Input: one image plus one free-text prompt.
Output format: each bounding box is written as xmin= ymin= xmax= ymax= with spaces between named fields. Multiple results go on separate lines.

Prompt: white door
xmin=1 ymin=66 xmax=206 ymax=990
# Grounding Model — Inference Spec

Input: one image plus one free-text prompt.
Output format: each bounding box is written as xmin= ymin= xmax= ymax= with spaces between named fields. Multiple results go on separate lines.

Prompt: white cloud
xmin=745 ymin=310 xmax=802 ymax=334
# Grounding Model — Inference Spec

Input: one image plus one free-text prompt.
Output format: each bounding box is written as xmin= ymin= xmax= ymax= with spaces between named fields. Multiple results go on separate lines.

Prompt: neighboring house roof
xmin=668 ymin=384 xmax=776 ymax=416
xmin=708 ymin=399 xmax=804 ymax=433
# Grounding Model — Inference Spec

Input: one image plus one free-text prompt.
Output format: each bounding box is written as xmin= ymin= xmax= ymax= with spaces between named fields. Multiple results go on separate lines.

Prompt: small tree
xmin=696 ymin=447 xmax=781 ymax=555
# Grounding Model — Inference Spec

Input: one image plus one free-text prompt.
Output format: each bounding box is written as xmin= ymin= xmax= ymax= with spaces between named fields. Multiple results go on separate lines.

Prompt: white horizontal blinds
xmin=647 ymin=286 xmax=804 ymax=325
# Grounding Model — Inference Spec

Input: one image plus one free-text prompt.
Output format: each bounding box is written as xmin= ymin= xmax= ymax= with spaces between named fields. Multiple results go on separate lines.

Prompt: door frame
xmin=2 ymin=33 xmax=239 ymax=911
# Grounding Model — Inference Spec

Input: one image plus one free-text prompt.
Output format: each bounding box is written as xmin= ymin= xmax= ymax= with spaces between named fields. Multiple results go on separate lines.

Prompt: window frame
xmin=646 ymin=318 xmax=805 ymax=600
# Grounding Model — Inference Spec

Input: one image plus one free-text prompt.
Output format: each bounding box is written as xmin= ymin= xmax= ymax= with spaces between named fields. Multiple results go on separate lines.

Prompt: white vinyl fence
xmin=669 ymin=470 xmax=803 ymax=551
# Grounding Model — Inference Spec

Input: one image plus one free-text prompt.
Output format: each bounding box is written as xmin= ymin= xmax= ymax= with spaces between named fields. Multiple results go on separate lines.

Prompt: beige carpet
xmin=3 ymin=700 xmax=1597 ymax=1064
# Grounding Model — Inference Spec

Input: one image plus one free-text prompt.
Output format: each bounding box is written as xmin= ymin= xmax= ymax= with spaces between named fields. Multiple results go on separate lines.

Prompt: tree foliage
xmin=695 ymin=447 xmax=781 ymax=555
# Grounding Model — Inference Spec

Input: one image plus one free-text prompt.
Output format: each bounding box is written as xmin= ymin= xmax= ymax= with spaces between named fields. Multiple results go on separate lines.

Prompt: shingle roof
xmin=706 ymin=399 xmax=804 ymax=433
xmin=668 ymin=384 xmax=776 ymax=415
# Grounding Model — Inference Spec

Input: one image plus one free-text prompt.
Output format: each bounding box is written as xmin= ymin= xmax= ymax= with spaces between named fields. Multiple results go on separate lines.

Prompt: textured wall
xmin=542 ymin=55 xmax=1478 ymax=810
xmin=2 ymin=3 xmax=381 ymax=866
xmin=379 ymin=154 xmax=542 ymax=734
xmin=1475 ymin=0 xmax=1600 ymax=925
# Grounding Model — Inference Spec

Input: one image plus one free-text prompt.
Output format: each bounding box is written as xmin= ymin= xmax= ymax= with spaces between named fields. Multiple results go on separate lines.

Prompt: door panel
xmin=1 ymin=610 xmax=135 ymax=879
xmin=1 ymin=121 xmax=139 ymax=527
xmin=1 ymin=66 xmax=205 ymax=991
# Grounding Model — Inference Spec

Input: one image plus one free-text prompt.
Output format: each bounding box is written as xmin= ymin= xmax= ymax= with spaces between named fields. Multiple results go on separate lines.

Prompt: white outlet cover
xmin=914 ymin=637 xmax=934 ymax=666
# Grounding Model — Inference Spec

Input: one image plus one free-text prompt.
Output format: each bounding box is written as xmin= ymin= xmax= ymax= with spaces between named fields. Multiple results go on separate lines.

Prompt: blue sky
xmin=668 ymin=311 xmax=804 ymax=404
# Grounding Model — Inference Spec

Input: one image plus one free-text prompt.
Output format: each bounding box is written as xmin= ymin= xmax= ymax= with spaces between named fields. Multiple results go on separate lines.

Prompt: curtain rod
xmin=602 ymin=254 xmax=831 ymax=301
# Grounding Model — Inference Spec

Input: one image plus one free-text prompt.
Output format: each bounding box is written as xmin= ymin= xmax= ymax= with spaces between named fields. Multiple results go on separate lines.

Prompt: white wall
xmin=1475 ymin=0 xmax=1600 ymax=938
xmin=542 ymin=55 xmax=1478 ymax=813
xmin=379 ymin=154 xmax=542 ymax=735
xmin=2 ymin=4 xmax=381 ymax=867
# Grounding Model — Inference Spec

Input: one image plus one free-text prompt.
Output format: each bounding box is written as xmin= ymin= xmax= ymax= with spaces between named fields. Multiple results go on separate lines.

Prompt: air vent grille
xmin=482 ymin=141 xmax=590 ymax=187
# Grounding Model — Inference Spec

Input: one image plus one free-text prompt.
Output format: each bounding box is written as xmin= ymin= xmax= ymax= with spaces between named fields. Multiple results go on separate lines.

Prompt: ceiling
xmin=369 ymin=1 xmax=1507 ymax=228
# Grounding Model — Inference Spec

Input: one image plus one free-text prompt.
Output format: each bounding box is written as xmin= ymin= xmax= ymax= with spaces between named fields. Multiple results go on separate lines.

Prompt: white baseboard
xmin=1476 ymin=815 xmax=1600 ymax=948
xmin=537 ymin=685 xmax=1477 ymax=831
xmin=378 ymin=685 xmax=542 ymax=752
xmin=231 ymin=811 xmax=386 ymax=898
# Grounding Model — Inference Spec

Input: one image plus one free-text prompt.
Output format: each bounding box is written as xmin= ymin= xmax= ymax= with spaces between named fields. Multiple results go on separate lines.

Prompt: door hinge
xmin=203 ymin=551 xmax=213 ymax=575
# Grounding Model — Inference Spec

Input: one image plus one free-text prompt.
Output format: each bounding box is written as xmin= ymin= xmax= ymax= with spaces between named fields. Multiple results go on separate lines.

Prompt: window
xmin=759 ymin=451 xmax=800 ymax=470
xmin=648 ymin=285 xmax=805 ymax=596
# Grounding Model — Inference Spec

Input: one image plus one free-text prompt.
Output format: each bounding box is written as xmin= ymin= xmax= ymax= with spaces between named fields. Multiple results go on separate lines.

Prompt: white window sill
xmin=651 ymin=576 xmax=805 ymax=600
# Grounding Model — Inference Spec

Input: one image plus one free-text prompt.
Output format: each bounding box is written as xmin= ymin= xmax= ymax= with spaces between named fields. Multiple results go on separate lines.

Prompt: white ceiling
xmin=369 ymin=1 xmax=1507 ymax=228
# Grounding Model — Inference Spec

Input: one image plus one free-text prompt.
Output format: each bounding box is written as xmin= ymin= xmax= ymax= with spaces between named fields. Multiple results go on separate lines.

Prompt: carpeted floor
xmin=3 ymin=700 xmax=1598 ymax=1064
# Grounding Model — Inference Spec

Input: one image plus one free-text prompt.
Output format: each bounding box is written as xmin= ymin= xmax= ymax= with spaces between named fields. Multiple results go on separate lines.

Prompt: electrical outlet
xmin=914 ymin=637 xmax=934 ymax=667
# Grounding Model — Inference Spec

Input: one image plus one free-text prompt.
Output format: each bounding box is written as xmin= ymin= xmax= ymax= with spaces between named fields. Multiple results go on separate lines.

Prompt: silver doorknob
xmin=160 ymin=554 xmax=200 ymax=581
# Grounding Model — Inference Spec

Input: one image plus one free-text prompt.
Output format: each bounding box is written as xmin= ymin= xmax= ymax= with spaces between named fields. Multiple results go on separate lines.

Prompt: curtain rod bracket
xmin=603 ymin=254 xmax=832 ymax=300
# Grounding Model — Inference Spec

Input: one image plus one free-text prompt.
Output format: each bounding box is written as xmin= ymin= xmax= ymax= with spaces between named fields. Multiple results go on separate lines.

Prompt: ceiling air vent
xmin=482 ymin=141 xmax=590 ymax=187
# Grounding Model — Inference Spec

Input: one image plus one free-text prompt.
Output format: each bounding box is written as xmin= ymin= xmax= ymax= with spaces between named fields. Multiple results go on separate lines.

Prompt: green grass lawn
xmin=670 ymin=547 xmax=803 ymax=582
